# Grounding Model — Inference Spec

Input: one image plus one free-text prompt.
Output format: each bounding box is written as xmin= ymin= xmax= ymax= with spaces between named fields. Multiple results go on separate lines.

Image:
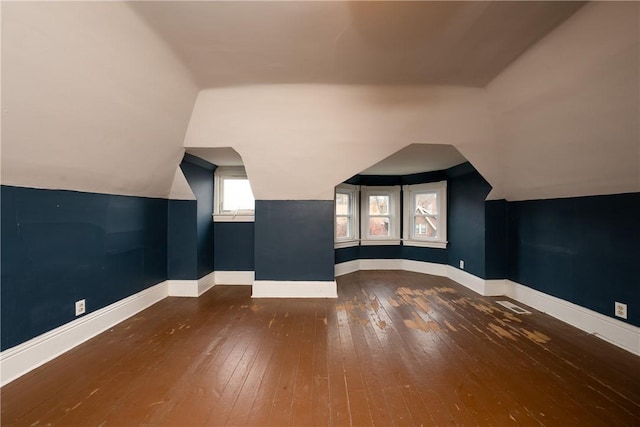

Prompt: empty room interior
xmin=1 ymin=1 xmax=639 ymax=426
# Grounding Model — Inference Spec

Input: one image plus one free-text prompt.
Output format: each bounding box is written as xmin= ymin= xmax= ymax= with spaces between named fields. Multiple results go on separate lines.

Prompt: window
xmin=403 ymin=181 xmax=447 ymax=248
xmin=214 ymin=167 xmax=255 ymax=222
xmin=361 ymin=186 xmax=401 ymax=245
xmin=335 ymin=184 xmax=359 ymax=248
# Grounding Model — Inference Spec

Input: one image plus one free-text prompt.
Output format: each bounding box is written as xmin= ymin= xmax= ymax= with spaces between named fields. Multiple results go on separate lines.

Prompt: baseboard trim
xmin=167 ymin=272 xmax=216 ymax=297
xmin=198 ymin=271 xmax=216 ymax=296
xmin=214 ymin=270 xmax=254 ymax=285
xmin=334 ymin=260 xmax=360 ymax=277
xmin=506 ymin=280 xmax=639 ymax=356
xmin=402 ymin=259 xmax=449 ymax=277
xmin=335 ymin=259 xmax=639 ymax=356
xmin=168 ymin=280 xmax=199 ymax=297
xmin=358 ymin=259 xmax=404 ymax=271
xmin=252 ymin=280 xmax=338 ymax=298
xmin=335 ymin=259 xmax=447 ymax=278
xmin=0 ymin=281 xmax=169 ymax=387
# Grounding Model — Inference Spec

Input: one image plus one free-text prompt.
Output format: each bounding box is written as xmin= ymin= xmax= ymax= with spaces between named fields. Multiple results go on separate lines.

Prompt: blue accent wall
xmin=167 ymin=200 xmax=197 ymax=280
xmin=255 ymin=200 xmax=334 ymax=281
xmin=446 ymin=165 xmax=492 ymax=278
xmin=402 ymin=246 xmax=448 ymax=264
xmin=485 ymin=199 xmax=509 ymax=280
xmin=335 ymin=245 xmax=448 ymax=265
xmin=214 ymin=222 xmax=254 ymax=271
xmin=507 ymin=193 xmax=640 ymax=327
xmin=1 ymin=185 xmax=168 ymax=351
xmin=180 ymin=157 xmax=215 ymax=279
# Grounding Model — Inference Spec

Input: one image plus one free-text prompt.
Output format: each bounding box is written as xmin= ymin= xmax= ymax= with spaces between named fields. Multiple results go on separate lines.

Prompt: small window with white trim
xmin=403 ymin=181 xmax=447 ymax=248
xmin=214 ymin=167 xmax=255 ymax=222
xmin=335 ymin=184 xmax=359 ymax=248
xmin=361 ymin=185 xmax=401 ymax=245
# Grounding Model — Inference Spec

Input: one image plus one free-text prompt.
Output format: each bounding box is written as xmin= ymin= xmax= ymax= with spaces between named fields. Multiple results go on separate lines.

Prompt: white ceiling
xmin=186 ymin=147 xmax=244 ymax=167
xmin=186 ymin=144 xmax=468 ymax=176
xmin=3 ymin=2 xmax=637 ymax=201
xmin=131 ymin=1 xmax=584 ymax=88
xmin=361 ymin=144 xmax=467 ymax=175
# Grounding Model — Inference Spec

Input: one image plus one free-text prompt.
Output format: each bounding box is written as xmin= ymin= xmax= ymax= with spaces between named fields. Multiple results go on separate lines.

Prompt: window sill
xmin=213 ymin=215 xmax=255 ymax=223
xmin=335 ymin=240 xmax=360 ymax=249
xmin=361 ymin=239 xmax=401 ymax=246
xmin=403 ymin=240 xmax=447 ymax=249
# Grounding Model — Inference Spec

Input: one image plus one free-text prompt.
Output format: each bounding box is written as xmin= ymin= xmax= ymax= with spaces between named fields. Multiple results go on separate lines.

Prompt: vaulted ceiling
xmin=131 ymin=1 xmax=583 ymax=88
xmin=2 ymin=1 xmax=638 ymax=201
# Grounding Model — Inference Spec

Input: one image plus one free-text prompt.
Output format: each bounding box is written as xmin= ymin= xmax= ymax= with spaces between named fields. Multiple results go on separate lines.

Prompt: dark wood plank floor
xmin=2 ymin=271 xmax=639 ymax=426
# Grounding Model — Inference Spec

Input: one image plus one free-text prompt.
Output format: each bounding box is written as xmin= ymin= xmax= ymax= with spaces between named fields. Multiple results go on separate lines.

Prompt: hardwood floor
xmin=2 ymin=270 xmax=639 ymax=426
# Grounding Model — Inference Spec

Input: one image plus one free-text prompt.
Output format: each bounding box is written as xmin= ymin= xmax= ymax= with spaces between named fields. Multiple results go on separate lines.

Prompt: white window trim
xmin=361 ymin=185 xmax=401 ymax=246
xmin=213 ymin=166 xmax=255 ymax=222
xmin=335 ymin=184 xmax=360 ymax=248
xmin=402 ymin=181 xmax=447 ymax=249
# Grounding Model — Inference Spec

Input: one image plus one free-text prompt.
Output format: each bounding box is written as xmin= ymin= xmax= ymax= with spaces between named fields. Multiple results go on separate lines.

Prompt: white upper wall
xmin=486 ymin=1 xmax=639 ymax=201
xmin=2 ymin=2 xmax=636 ymax=203
xmin=184 ymin=85 xmax=495 ymax=200
xmin=184 ymin=2 xmax=639 ymax=201
xmin=1 ymin=2 xmax=198 ymax=198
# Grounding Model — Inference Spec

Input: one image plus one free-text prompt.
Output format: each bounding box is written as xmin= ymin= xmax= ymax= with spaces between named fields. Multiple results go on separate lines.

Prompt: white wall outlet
xmin=614 ymin=302 xmax=627 ymax=319
xmin=459 ymin=260 xmax=464 ymax=270
xmin=75 ymin=299 xmax=86 ymax=316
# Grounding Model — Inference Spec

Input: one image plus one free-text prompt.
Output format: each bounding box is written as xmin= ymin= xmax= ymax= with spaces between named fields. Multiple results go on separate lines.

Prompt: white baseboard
xmin=252 ymin=280 xmax=338 ymax=298
xmin=0 ymin=281 xmax=169 ymax=387
xmin=167 ymin=280 xmax=199 ymax=297
xmin=168 ymin=272 xmax=216 ymax=297
xmin=334 ymin=260 xmax=360 ymax=277
xmin=335 ymin=259 xmax=446 ymax=277
xmin=198 ymin=271 xmax=216 ymax=296
xmin=335 ymin=259 xmax=639 ymax=356
xmin=402 ymin=259 xmax=449 ymax=277
xmin=214 ymin=270 xmax=254 ymax=285
xmin=484 ymin=279 xmax=510 ymax=296
xmin=506 ymin=280 xmax=639 ymax=356
xmin=358 ymin=258 xmax=404 ymax=271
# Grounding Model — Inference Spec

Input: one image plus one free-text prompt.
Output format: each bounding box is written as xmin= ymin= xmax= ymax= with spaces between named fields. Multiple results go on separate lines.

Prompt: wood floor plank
xmin=264 ymin=307 xmax=306 ymax=426
xmin=2 ymin=272 xmax=639 ymax=426
xmin=325 ymin=300 xmax=353 ymax=426
xmin=309 ymin=305 xmax=331 ymax=426
xmin=243 ymin=308 xmax=299 ymax=426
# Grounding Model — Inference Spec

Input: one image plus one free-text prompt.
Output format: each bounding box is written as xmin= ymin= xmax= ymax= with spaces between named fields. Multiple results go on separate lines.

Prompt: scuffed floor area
xmin=2 ymin=270 xmax=639 ymax=426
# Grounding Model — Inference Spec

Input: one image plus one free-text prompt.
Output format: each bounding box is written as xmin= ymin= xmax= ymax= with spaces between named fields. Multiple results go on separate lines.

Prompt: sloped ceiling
xmin=130 ymin=1 xmax=583 ymax=87
xmin=361 ymin=144 xmax=467 ymax=176
xmin=1 ymin=2 xmax=198 ymax=198
xmin=3 ymin=1 xmax=637 ymax=202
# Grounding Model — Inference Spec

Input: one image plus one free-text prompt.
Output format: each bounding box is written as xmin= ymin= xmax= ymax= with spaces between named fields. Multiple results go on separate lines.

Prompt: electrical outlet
xmin=75 ymin=299 xmax=86 ymax=316
xmin=459 ymin=260 xmax=464 ymax=270
xmin=615 ymin=302 xmax=627 ymax=319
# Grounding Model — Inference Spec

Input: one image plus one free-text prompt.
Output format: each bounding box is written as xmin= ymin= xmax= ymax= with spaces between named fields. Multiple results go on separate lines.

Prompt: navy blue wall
xmin=167 ymin=200 xmax=197 ymax=280
xmin=214 ymin=222 xmax=254 ymax=271
xmin=485 ymin=199 xmax=509 ymax=280
xmin=1 ymin=185 xmax=168 ymax=351
xmin=336 ymin=245 xmax=448 ymax=265
xmin=255 ymin=200 xmax=334 ymax=281
xmin=507 ymin=193 xmax=640 ymax=327
xmin=180 ymin=155 xmax=215 ymax=279
xmin=446 ymin=164 xmax=492 ymax=278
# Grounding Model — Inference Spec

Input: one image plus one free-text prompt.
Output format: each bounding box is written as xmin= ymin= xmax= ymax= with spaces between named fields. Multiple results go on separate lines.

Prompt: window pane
xmin=369 ymin=217 xmax=390 ymax=236
xmin=336 ymin=216 xmax=350 ymax=239
xmin=336 ymin=193 xmax=350 ymax=215
xmin=223 ymin=178 xmax=255 ymax=211
xmin=415 ymin=215 xmax=438 ymax=238
xmin=369 ymin=195 xmax=389 ymax=215
xmin=415 ymin=192 xmax=438 ymax=215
